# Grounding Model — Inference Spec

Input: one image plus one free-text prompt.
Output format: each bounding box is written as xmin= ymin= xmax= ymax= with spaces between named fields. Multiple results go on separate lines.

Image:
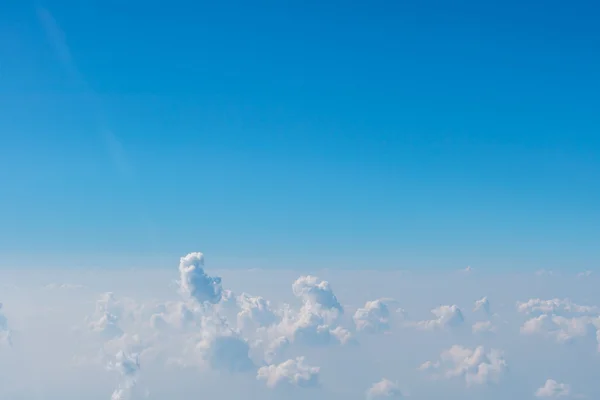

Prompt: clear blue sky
xmin=1 ymin=0 xmax=599 ymax=270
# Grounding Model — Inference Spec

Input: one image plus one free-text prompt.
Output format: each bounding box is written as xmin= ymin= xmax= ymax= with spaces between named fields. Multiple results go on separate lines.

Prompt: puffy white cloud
xmin=535 ymin=379 xmax=571 ymax=398
xmin=473 ymin=296 xmax=491 ymax=315
xmin=408 ymin=305 xmax=464 ymax=330
xmin=178 ymin=252 xmax=223 ymax=304
xmin=517 ymin=298 xmax=598 ymax=316
xmin=257 ymin=356 xmax=320 ymax=389
xmin=292 ymin=275 xmax=342 ymax=312
xmin=106 ymin=350 xmax=140 ymax=400
xmin=518 ymin=298 xmax=600 ymax=349
xmin=150 ymin=301 xmax=197 ymax=331
xmin=366 ymin=378 xmax=404 ymax=399
xmin=353 ymin=299 xmax=392 ymax=333
xmin=89 ymin=312 xmax=123 ymax=338
xmin=195 ymin=316 xmax=255 ymax=373
xmin=419 ymin=345 xmax=507 ymax=386
xmin=269 ymin=302 xmax=351 ymax=348
xmin=236 ymin=293 xmax=277 ymax=333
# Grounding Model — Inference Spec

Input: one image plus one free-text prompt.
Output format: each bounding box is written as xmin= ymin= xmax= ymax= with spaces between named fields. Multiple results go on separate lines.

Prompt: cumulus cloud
xmin=237 ymin=293 xmax=277 ymax=333
xmin=419 ymin=345 xmax=507 ymax=386
xmin=408 ymin=305 xmax=464 ymax=330
xmin=269 ymin=302 xmax=351 ymax=347
xmin=178 ymin=252 xmax=223 ymax=304
xmin=517 ymin=298 xmax=598 ymax=316
xmin=518 ymin=298 xmax=600 ymax=349
xmin=353 ymin=299 xmax=393 ymax=333
xmin=2 ymin=250 xmax=599 ymax=399
xmin=257 ymin=356 xmax=320 ymax=389
xmin=366 ymin=378 xmax=404 ymax=399
xmin=195 ymin=316 xmax=255 ymax=373
xmin=106 ymin=350 xmax=141 ymax=400
xmin=535 ymin=379 xmax=571 ymax=398
xmin=292 ymin=275 xmax=343 ymax=312
xmin=473 ymin=296 xmax=491 ymax=315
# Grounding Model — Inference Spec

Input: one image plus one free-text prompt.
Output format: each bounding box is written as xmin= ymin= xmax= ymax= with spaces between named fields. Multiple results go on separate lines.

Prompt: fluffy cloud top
xmin=409 ymin=305 xmax=464 ymax=330
xmin=107 ymin=351 xmax=140 ymax=400
xmin=518 ymin=298 xmax=600 ymax=350
xmin=292 ymin=275 xmax=343 ymax=312
xmin=366 ymin=378 xmax=404 ymax=399
xmin=353 ymin=299 xmax=393 ymax=333
xmin=473 ymin=296 xmax=491 ymax=315
xmin=257 ymin=356 xmax=320 ymax=389
xmin=178 ymin=252 xmax=223 ymax=304
xmin=535 ymin=379 xmax=571 ymax=398
xmin=195 ymin=316 xmax=255 ymax=373
xmin=1 ymin=252 xmax=599 ymax=399
xmin=420 ymin=345 xmax=507 ymax=386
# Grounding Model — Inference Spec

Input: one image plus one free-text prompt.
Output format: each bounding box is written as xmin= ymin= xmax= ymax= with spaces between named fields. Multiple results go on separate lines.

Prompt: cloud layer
xmin=0 ymin=254 xmax=598 ymax=399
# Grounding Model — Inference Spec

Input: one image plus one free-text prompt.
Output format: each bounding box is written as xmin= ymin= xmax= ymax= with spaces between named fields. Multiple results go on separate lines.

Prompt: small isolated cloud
xmin=473 ymin=297 xmax=491 ymax=315
xmin=419 ymin=345 xmax=507 ymax=386
xmin=408 ymin=305 xmax=464 ymax=330
xmin=576 ymin=271 xmax=592 ymax=279
xmin=178 ymin=252 xmax=223 ymax=304
xmin=472 ymin=320 xmax=496 ymax=335
xmin=366 ymin=378 xmax=404 ymax=399
xmin=257 ymin=356 xmax=320 ymax=389
xmin=353 ymin=299 xmax=394 ymax=333
xmin=535 ymin=379 xmax=571 ymax=398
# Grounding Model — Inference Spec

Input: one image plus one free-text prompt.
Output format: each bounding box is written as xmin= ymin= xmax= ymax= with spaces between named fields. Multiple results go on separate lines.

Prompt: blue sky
xmin=1 ymin=0 xmax=599 ymax=269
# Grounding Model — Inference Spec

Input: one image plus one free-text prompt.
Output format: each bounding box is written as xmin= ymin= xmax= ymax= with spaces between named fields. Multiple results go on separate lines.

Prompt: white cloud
xmin=474 ymin=296 xmax=491 ymax=315
xmin=195 ymin=316 xmax=255 ymax=373
xmin=408 ymin=305 xmax=464 ymax=330
xmin=353 ymin=299 xmax=393 ymax=333
xmin=366 ymin=378 xmax=404 ymax=399
xmin=237 ymin=293 xmax=277 ymax=333
xmin=419 ymin=345 xmax=507 ymax=386
xmin=518 ymin=298 xmax=600 ymax=350
xmin=178 ymin=252 xmax=223 ymax=304
xmin=0 ymin=253 xmax=599 ymax=399
xmin=535 ymin=379 xmax=571 ymax=398
xmin=257 ymin=356 xmax=320 ymax=389
xmin=517 ymin=298 xmax=598 ymax=316
xmin=292 ymin=275 xmax=343 ymax=312
xmin=106 ymin=350 xmax=140 ymax=400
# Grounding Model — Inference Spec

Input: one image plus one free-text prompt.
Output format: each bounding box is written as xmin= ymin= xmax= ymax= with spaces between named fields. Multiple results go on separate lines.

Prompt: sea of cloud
xmin=0 ymin=253 xmax=597 ymax=399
